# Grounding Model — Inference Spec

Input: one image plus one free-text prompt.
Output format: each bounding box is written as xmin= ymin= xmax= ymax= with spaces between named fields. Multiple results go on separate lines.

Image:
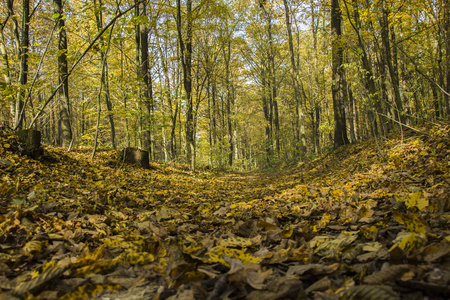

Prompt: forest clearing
xmin=0 ymin=123 xmax=449 ymax=299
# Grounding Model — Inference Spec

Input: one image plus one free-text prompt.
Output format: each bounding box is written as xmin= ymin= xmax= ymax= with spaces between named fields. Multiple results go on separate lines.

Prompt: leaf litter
xmin=0 ymin=124 xmax=449 ymax=299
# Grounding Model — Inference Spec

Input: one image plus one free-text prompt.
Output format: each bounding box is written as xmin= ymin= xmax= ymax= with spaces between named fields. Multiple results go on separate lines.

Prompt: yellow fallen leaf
xmin=406 ymin=192 xmax=429 ymax=210
xmin=390 ymin=231 xmax=428 ymax=254
xmin=204 ymin=246 xmax=262 ymax=266
xmin=393 ymin=211 xmax=429 ymax=233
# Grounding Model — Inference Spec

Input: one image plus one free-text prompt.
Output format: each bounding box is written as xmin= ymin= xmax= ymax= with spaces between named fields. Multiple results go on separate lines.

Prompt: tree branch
xmin=28 ymin=2 xmax=140 ymax=128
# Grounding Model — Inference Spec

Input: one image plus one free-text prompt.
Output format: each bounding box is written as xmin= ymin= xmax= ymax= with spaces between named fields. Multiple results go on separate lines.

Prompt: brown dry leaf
xmin=247 ymin=277 xmax=306 ymax=300
xmin=419 ymin=240 xmax=450 ymax=262
xmin=226 ymin=256 xmax=272 ymax=289
xmin=286 ymin=263 xmax=339 ymax=277
xmin=339 ymin=285 xmax=399 ymax=300
xmin=305 ymin=276 xmax=332 ymax=294
xmin=363 ymin=264 xmax=413 ymax=285
xmin=12 ymin=258 xmax=72 ymax=297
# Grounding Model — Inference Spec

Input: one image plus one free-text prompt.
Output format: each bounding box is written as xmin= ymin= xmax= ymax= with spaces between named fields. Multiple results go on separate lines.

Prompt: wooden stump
xmin=121 ymin=147 xmax=150 ymax=169
xmin=17 ymin=129 xmax=44 ymax=159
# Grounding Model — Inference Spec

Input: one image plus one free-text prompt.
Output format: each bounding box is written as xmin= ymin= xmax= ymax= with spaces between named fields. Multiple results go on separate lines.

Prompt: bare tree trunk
xmin=445 ymin=0 xmax=450 ymax=115
xmin=283 ymin=0 xmax=306 ymax=157
xmin=345 ymin=0 xmax=383 ymax=137
xmin=120 ymin=40 xmax=130 ymax=147
xmin=0 ymin=6 xmax=12 ymax=125
xmin=94 ymin=0 xmax=116 ymax=149
xmin=54 ymin=0 xmax=72 ymax=148
xmin=331 ymin=0 xmax=349 ymax=147
xmin=223 ymin=35 xmax=234 ymax=166
xmin=267 ymin=9 xmax=280 ymax=156
xmin=156 ymin=31 xmax=177 ymax=160
xmin=13 ymin=0 xmax=30 ymax=129
xmin=177 ymin=0 xmax=195 ymax=170
xmin=135 ymin=0 xmax=153 ymax=157
xmin=261 ymin=69 xmax=272 ymax=161
xmin=381 ymin=0 xmax=405 ymax=123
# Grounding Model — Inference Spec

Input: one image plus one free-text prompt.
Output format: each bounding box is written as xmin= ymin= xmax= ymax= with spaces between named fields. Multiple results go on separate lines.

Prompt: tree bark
xmin=331 ymin=0 xmax=349 ymax=147
xmin=177 ymin=0 xmax=195 ymax=170
xmin=136 ymin=0 xmax=153 ymax=156
xmin=13 ymin=0 xmax=30 ymax=130
xmin=345 ymin=0 xmax=384 ymax=136
xmin=0 ymin=5 xmax=12 ymax=125
xmin=94 ymin=0 xmax=116 ymax=149
xmin=283 ymin=0 xmax=306 ymax=157
xmin=223 ymin=35 xmax=234 ymax=166
xmin=380 ymin=0 xmax=405 ymax=123
xmin=266 ymin=8 xmax=280 ymax=156
xmin=445 ymin=0 xmax=450 ymax=115
xmin=54 ymin=0 xmax=72 ymax=148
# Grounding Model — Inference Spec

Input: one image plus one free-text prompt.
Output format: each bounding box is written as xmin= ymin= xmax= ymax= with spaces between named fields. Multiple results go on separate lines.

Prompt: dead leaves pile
xmin=0 ymin=124 xmax=449 ymax=300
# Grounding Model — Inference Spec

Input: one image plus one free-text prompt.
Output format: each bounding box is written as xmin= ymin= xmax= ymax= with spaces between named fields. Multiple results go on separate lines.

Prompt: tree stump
xmin=17 ymin=129 xmax=44 ymax=159
xmin=121 ymin=147 xmax=150 ymax=169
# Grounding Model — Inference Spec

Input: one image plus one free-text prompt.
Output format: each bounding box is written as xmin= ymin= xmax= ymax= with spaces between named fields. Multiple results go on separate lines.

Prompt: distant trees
xmin=0 ymin=0 xmax=449 ymax=169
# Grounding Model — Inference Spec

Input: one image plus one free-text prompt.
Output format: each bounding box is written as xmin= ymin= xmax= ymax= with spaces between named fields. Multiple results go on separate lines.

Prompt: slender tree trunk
xmin=136 ymin=0 xmax=153 ymax=156
xmin=14 ymin=0 xmax=30 ymax=129
xmin=310 ymin=0 xmax=322 ymax=154
xmin=156 ymin=32 xmax=177 ymax=160
xmin=381 ymin=0 xmax=405 ymax=123
xmin=177 ymin=0 xmax=194 ymax=170
xmin=331 ymin=0 xmax=349 ymax=147
xmin=445 ymin=0 xmax=450 ymax=115
xmin=266 ymin=10 xmax=280 ymax=156
xmin=94 ymin=0 xmax=116 ymax=149
xmin=262 ymin=69 xmax=272 ymax=161
xmin=120 ymin=40 xmax=130 ymax=147
xmin=283 ymin=0 xmax=306 ymax=157
xmin=0 ymin=9 xmax=12 ymax=125
xmin=54 ymin=0 xmax=72 ymax=147
xmin=223 ymin=37 xmax=234 ymax=166
xmin=347 ymin=84 xmax=356 ymax=142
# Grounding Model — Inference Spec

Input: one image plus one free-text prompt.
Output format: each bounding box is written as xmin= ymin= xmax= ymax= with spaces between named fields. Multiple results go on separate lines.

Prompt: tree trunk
xmin=136 ymin=1 xmax=153 ymax=157
xmin=445 ymin=0 xmax=450 ymax=115
xmin=345 ymin=0 xmax=384 ymax=137
xmin=54 ymin=0 xmax=72 ymax=148
xmin=14 ymin=0 xmax=30 ymax=129
xmin=0 ymin=6 xmax=12 ymax=126
xmin=380 ymin=0 xmax=405 ymax=123
xmin=120 ymin=40 xmax=130 ymax=147
xmin=177 ymin=0 xmax=195 ymax=170
xmin=94 ymin=0 xmax=116 ymax=150
xmin=283 ymin=0 xmax=306 ymax=157
xmin=331 ymin=0 xmax=349 ymax=147
xmin=266 ymin=8 xmax=280 ymax=156
xmin=223 ymin=37 xmax=234 ymax=166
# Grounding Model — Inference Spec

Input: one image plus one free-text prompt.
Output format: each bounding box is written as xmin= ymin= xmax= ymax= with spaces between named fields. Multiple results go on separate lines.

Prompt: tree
xmin=331 ymin=0 xmax=350 ymax=147
xmin=380 ymin=0 xmax=404 ymax=124
xmin=176 ymin=0 xmax=195 ymax=170
xmin=54 ymin=0 xmax=72 ymax=147
xmin=136 ymin=0 xmax=154 ymax=157
xmin=13 ymin=0 xmax=30 ymax=130
xmin=445 ymin=0 xmax=450 ymax=115
xmin=94 ymin=0 xmax=116 ymax=150
xmin=283 ymin=0 xmax=306 ymax=156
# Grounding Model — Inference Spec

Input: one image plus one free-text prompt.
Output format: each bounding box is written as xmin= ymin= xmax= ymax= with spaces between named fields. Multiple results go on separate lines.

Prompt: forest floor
xmin=0 ymin=123 xmax=449 ymax=300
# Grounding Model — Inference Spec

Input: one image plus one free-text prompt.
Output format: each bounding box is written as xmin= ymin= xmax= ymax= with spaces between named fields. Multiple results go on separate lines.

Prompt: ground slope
xmin=0 ymin=124 xmax=449 ymax=300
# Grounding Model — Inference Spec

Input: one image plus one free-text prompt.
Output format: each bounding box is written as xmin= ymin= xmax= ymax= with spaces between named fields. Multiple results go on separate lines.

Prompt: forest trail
xmin=0 ymin=124 xmax=449 ymax=299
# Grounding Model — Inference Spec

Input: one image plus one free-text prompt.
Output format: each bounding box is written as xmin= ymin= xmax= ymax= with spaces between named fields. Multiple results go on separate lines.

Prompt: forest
xmin=1 ymin=0 xmax=450 ymax=299
xmin=1 ymin=0 xmax=448 ymax=169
